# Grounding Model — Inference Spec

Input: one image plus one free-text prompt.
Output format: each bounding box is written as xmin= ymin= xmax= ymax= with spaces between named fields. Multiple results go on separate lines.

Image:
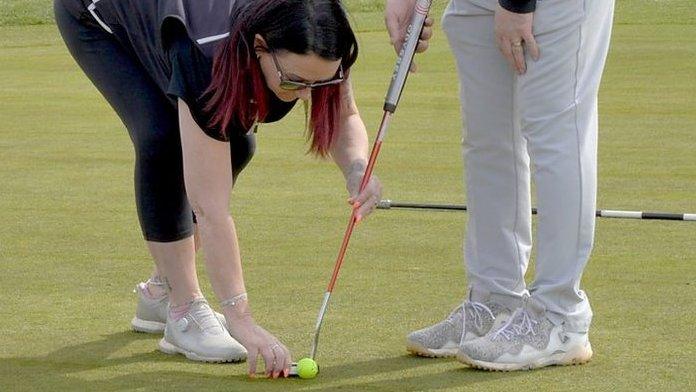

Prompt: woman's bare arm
xmin=178 ymin=99 xmax=247 ymax=301
xmin=330 ymin=79 xmax=382 ymax=221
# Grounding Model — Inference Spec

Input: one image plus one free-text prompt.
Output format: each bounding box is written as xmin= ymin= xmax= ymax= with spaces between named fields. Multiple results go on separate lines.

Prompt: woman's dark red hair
xmin=204 ymin=0 xmax=359 ymax=156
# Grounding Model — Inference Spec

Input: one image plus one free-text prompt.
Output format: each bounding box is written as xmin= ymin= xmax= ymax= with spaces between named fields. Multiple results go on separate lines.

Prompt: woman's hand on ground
xmin=346 ymin=170 xmax=383 ymax=222
xmin=224 ymin=304 xmax=292 ymax=378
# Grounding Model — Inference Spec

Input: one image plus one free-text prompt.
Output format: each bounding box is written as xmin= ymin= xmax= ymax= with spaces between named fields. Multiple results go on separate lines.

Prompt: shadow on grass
xmin=298 ymin=355 xmax=524 ymax=391
xmin=0 ymin=331 xmax=522 ymax=391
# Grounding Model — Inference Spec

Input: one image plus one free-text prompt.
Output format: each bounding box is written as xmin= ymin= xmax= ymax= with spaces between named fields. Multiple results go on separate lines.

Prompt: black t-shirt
xmin=81 ymin=0 xmax=297 ymax=140
xmin=163 ymin=21 xmax=297 ymax=141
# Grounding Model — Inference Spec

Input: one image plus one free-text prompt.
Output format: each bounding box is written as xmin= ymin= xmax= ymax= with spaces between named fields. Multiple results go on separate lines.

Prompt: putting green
xmin=1 ymin=1 xmax=695 ymax=391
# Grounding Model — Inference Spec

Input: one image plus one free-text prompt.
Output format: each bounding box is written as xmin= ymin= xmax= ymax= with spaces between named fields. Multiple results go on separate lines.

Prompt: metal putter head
xmin=288 ymin=362 xmax=299 ymax=377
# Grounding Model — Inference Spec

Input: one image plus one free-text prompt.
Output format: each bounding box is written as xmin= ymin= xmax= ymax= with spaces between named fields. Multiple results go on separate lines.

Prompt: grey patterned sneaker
xmin=131 ymin=281 xmax=227 ymax=334
xmin=158 ymin=298 xmax=247 ymax=363
xmin=457 ymin=298 xmax=593 ymax=371
xmin=406 ymin=300 xmax=511 ymax=358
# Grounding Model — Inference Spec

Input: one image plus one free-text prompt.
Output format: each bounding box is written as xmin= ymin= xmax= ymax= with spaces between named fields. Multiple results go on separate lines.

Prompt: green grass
xmin=1 ymin=1 xmax=696 ymax=391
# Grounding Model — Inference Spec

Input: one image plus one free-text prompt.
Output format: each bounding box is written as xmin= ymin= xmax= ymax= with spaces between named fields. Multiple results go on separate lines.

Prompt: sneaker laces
xmin=445 ymin=304 xmax=464 ymax=324
xmin=189 ymin=299 xmax=223 ymax=334
xmin=490 ymin=308 xmax=538 ymax=341
xmin=459 ymin=301 xmax=495 ymax=345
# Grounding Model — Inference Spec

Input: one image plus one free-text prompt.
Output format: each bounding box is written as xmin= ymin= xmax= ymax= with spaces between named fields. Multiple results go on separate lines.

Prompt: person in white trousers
xmin=387 ymin=0 xmax=615 ymax=370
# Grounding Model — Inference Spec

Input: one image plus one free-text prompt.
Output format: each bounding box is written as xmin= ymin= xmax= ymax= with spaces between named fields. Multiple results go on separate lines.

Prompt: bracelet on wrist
xmin=220 ymin=292 xmax=248 ymax=308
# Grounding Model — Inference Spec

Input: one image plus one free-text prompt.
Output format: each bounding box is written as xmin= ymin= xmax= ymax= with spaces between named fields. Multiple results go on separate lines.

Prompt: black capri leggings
xmin=54 ymin=0 xmax=255 ymax=242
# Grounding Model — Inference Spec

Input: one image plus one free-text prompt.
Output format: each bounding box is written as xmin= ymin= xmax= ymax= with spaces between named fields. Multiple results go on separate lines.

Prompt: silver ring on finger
xmin=512 ymin=41 xmax=523 ymax=48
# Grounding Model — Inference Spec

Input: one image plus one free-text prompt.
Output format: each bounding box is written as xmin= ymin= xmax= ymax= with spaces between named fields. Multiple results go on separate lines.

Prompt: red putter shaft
xmin=303 ymin=0 xmax=433 ymax=364
xmin=307 ymin=112 xmax=392 ymax=361
xmin=326 ymin=112 xmax=391 ymax=292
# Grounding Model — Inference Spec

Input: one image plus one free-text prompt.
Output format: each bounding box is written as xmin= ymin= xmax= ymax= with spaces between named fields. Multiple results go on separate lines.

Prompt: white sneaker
xmin=406 ymin=300 xmax=511 ymax=358
xmin=131 ymin=282 xmax=227 ymax=334
xmin=457 ymin=299 xmax=593 ymax=371
xmin=158 ymin=298 xmax=247 ymax=363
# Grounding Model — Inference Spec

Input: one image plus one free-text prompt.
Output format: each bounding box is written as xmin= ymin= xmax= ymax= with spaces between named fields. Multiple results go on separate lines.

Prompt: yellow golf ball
xmin=296 ymin=358 xmax=319 ymax=379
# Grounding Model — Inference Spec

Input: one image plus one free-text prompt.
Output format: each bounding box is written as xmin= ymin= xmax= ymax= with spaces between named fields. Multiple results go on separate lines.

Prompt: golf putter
xmin=289 ymin=0 xmax=433 ymax=377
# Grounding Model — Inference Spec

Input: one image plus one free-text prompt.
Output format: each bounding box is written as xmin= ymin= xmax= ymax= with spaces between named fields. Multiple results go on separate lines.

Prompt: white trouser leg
xmin=521 ymin=0 xmax=615 ymax=332
xmin=443 ymin=0 xmax=614 ymax=332
xmin=443 ymin=1 xmax=532 ymax=301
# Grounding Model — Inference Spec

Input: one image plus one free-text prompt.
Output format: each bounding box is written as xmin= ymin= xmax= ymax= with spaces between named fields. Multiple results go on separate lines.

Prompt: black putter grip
xmin=383 ymin=0 xmax=432 ymax=113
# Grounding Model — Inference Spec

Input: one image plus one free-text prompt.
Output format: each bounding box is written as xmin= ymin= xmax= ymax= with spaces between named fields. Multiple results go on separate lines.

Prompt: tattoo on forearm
xmin=349 ymin=160 xmax=367 ymax=174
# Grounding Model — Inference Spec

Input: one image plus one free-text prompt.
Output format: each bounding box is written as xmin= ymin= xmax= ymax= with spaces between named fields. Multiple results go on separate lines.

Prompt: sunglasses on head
xmin=269 ymin=50 xmax=344 ymax=91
